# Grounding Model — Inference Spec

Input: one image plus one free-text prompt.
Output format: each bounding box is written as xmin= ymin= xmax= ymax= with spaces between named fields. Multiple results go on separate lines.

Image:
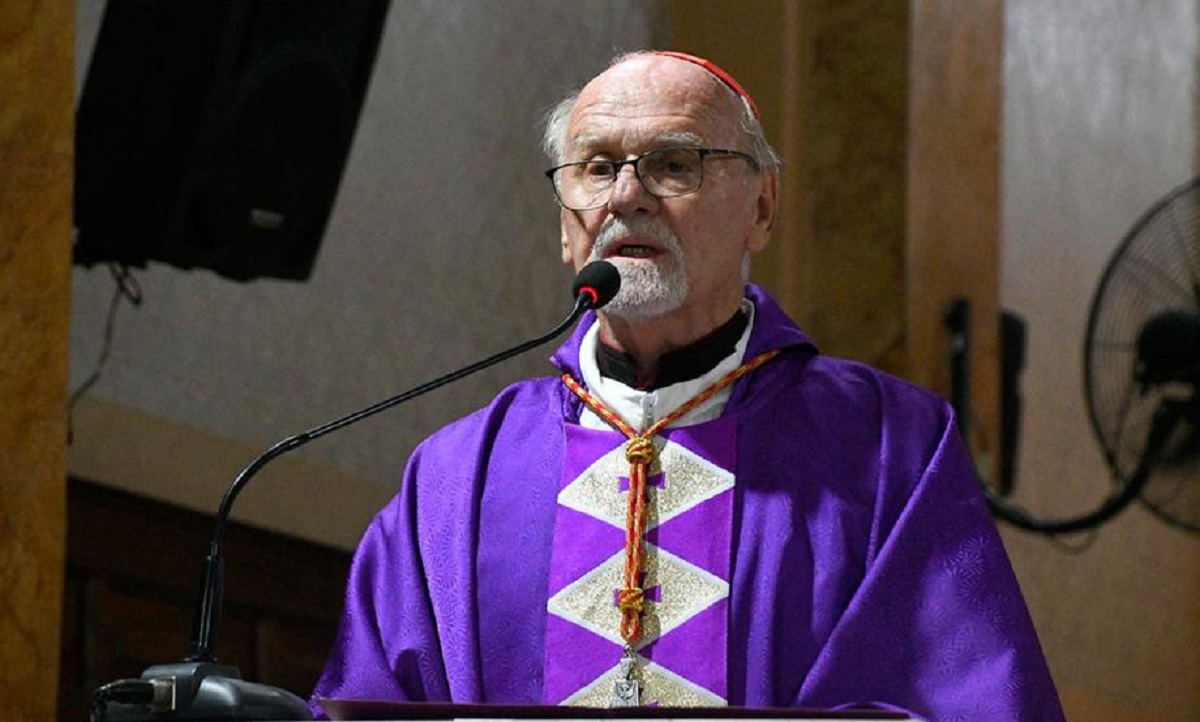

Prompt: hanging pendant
xmin=611 ymin=648 xmax=641 ymax=707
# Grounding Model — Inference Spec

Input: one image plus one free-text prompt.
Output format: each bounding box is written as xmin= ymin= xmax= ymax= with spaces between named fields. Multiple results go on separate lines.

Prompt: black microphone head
xmin=1136 ymin=308 xmax=1200 ymax=386
xmin=572 ymin=261 xmax=621 ymax=310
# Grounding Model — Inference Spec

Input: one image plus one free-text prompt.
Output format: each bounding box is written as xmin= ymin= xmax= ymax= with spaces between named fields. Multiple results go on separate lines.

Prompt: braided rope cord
xmin=560 ymin=348 xmax=779 ymax=646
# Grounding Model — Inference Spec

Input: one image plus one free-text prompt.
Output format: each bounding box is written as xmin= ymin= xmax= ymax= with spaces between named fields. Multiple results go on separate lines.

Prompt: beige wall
xmin=69 ymin=1 xmax=669 ymax=550
xmin=1000 ymin=1 xmax=1200 ymax=719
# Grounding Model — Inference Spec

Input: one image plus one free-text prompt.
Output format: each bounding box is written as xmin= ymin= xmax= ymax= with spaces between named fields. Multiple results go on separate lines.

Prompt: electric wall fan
xmin=1084 ymin=175 xmax=1200 ymax=532
xmin=988 ymin=175 xmax=1200 ymax=535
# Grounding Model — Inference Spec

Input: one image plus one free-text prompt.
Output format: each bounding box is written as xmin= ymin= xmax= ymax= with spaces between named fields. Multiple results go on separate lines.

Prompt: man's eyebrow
xmin=566 ymin=130 xmax=708 ymax=157
xmin=566 ymin=133 xmax=605 ymax=156
xmin=653 ymin=131 xmax=705 ymax=147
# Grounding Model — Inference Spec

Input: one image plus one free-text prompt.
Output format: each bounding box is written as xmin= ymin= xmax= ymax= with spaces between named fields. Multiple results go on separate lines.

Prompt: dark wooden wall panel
xmin=59 ymin=479 xmax=351 ymax=721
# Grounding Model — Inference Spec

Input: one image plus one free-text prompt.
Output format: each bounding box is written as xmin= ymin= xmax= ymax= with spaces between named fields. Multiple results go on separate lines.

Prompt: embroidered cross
xmin=619 ymin=471 xmax=665 ymax=492
xmin=614 ymin=573 xmax=662 ymax=607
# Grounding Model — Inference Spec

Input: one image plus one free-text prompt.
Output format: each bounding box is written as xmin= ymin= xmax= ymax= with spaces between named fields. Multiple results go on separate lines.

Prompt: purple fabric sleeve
xmin=307 ymin=471 xmax=448 ymax=718
xmin=791 ymin=412 xmax=1063 ymax=720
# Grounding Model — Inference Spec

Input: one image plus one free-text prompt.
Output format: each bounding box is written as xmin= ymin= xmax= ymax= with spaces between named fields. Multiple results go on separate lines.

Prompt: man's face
xmin=558 ymin=56 xmax=776 ymax=327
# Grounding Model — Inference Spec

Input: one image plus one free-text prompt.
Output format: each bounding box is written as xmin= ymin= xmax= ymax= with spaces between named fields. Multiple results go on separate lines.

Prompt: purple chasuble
xmin=309 ymin=285 xmax=1065 ymax=722
xmin=546 ymin=420 xmax=737 ymax=706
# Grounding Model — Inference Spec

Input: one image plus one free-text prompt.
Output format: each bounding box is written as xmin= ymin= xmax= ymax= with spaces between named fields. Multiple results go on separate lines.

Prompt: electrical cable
xmin=67 ymin=263 xmax=143 ymax=445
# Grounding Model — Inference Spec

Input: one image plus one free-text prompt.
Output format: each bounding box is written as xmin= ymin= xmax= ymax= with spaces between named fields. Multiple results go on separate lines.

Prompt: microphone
xmin=573 ymin=258 xmax=621 ymax=310
xmin=92 ymin=261 xmax=620 ymax=721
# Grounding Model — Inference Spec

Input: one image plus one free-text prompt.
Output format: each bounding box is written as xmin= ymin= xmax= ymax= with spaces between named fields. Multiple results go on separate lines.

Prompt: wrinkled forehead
xmin=566 ymin=56 xmax=744 ymax=153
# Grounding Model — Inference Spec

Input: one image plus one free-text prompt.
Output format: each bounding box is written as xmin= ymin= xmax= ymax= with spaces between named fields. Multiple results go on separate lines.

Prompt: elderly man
xmin=311 ymin=52 xmax=1064 ymax=720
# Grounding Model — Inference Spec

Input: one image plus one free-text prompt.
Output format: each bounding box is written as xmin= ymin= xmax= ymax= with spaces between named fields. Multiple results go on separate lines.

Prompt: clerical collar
xmin=576 ymin=301 xmax=755 ymax=433
xmin=595 ymin=308 xmax=749 ymax=390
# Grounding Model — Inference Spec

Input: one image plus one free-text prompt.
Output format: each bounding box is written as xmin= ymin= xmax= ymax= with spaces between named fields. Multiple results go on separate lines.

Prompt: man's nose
xmin=606 ymin=164 xmax=656 ymax=214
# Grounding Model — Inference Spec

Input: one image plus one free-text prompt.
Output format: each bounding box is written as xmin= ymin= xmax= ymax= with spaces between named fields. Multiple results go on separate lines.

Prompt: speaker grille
xmin=75 ymin=0 xmax=391 ymax=282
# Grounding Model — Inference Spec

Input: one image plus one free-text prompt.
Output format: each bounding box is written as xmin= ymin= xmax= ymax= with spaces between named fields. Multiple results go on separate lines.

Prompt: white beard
xmin=587 ymin=217 xmax=688 ymax=319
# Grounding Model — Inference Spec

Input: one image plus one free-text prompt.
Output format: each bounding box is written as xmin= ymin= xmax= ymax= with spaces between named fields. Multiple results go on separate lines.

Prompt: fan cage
xmin=1083 ymin=175 xmax=1200 ymax=532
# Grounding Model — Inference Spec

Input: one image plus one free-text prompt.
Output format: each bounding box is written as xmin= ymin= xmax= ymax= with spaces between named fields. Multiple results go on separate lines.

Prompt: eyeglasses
xmin=545 ymin=147 xmax=760 ymax=211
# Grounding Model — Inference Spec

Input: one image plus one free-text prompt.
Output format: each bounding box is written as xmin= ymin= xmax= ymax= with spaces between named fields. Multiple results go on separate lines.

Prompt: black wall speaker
xmin=75 ymin=0 xmax=391 ymax=281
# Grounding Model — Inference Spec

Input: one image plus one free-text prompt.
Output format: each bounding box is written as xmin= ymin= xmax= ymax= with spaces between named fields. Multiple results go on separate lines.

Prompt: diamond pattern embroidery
xmin=547 ymin=543 xmax=729 ymax=648
xmin=563 ymin=654 xmax=727 ymax=708
xmin=558 ymin=438 xmax=734 ymax=531
xmin=546 ymin=422 xmax=737 ymax=707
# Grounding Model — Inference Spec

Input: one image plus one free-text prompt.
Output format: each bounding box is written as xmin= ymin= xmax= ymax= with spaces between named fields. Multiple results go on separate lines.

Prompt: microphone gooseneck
xmin=187 ymin=261 xmax=618 ymax=664
xmin=98 ymin=263 xmax=619 ymax=721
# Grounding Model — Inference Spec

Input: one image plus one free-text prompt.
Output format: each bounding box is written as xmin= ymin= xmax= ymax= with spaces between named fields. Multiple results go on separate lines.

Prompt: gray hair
xmin=541 ymin=89 xmax=580 ymax=167
xmin=540 ymin=52 xmax=781 ymax=172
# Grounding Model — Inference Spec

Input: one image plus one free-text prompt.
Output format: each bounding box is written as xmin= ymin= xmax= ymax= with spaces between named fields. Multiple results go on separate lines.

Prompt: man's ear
xmin=745 ymin=170 xmax=778 ymax=254
xmin=560 ymin=212 xmax=574 ymax=266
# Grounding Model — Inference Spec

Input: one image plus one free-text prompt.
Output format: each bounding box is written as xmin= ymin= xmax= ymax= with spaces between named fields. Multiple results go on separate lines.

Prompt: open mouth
xmin=609 ymin=243 xmax=661 ymax=259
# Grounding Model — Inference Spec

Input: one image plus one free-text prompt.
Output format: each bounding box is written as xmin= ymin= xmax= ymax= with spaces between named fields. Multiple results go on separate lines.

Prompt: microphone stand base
xmin=96 ymin=662 xmax=312 ymax=721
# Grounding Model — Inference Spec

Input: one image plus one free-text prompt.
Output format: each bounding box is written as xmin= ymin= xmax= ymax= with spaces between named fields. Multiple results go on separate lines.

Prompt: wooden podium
xmin=317 ymin=700 xmax=911 ymax=722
